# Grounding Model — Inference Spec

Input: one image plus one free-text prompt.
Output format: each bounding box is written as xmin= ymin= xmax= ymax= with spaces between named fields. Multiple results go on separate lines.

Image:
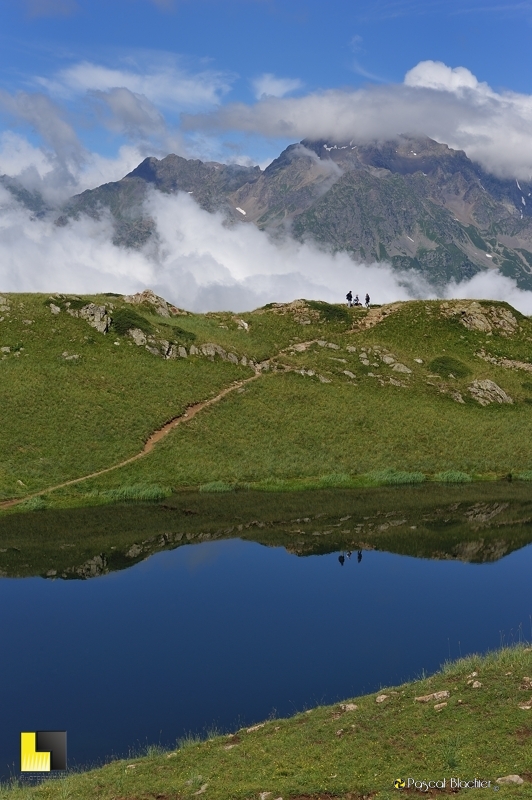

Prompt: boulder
xmin=71 ymin=303 xmax=111 ymax=333
xmin=468 ymin=379 xmax=513 ymax=406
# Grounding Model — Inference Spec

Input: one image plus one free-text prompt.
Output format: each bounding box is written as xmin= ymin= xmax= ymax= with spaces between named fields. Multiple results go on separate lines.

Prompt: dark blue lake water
xmin=1 ymin=537 xmax=531 ymax=782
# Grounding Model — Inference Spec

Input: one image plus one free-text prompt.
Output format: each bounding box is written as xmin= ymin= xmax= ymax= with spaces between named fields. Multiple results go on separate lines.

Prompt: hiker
xmin=338 ymin=553 xmax=345 ymax=566
xmin=365 ymin=293 xmax=370 ymax=309
xmin=354 ymin=294 xmax=360 ymax=306
xmin=346 ymin=290 xmax=353 ymax=307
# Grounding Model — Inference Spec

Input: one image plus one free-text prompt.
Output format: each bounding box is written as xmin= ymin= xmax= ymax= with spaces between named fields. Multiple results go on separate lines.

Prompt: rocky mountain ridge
xmin=3 ymin=134 xmax=532 ymax=288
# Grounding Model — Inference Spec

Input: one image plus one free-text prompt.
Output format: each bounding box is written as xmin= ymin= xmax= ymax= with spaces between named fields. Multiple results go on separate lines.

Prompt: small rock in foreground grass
xmin=415 ymin=690 xmax=450 ymax=702
xmin=496 ymin=775 xmax=524 ymax=785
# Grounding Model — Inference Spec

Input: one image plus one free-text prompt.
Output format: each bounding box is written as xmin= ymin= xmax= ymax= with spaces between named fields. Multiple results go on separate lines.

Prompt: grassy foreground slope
xmin=2 ymin=292 xmax=532 ymax=507
xmin=2 ymin=646 xmax=531 ymax=799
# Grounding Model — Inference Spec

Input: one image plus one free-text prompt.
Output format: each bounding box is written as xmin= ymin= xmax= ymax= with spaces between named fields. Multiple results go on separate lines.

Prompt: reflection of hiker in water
xmin=346 ymin=550 xmax=352 ymax=559
xmin=357 ymin=550 xmax=363 ymax=563
xmin=338 ymin=553 xmax=345 ymax=566
xmin=346 ymin=290 xmax=353 ymax=307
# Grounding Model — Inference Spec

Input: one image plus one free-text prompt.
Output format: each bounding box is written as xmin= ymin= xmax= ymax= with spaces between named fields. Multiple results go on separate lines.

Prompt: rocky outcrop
xmin=440 ymin=301 xmax=518 ymax=336
xmin=476 ymin=348 xmax=532 ymax=372
xmin=67 ymin=303 xmax=112 ymax=333
xmin=468 ymin=379 xmax=513 ymax=406
xmin=123 ymin=289 xmax=185 ymax=317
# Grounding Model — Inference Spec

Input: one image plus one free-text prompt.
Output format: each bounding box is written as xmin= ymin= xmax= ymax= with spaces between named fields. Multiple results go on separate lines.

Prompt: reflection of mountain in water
xmin=1 ymin=485 xmax=532 ymax=580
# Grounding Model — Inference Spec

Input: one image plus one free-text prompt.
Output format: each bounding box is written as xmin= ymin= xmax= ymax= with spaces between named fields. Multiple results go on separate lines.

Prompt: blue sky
xmin=1 ymin=0 xmax=532 ymax=189
xmin=2 ymin=0 xmax=532 ymax=312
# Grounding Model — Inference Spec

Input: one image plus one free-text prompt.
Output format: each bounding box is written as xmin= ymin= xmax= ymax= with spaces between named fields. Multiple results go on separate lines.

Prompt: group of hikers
xmin=346 ymin=291 xmax=370 ymax=308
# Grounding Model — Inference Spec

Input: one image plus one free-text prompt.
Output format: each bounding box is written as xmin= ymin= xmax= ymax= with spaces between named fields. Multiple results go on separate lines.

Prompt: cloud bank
xmin=184 ymin=60 xmax=532 ymax=179
xmin=2 ymin=186 xmax=532 ymax=315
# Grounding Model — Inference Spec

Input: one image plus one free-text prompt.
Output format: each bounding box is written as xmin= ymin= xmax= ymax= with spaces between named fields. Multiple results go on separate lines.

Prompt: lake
xmin=1 ymin=485 xmax=532 ymax=782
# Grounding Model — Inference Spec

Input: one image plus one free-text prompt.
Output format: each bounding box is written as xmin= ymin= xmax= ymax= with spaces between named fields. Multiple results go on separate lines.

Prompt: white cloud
xmin=252 ymin=73 xmax=303 ymax=100
xmin=38 ymin=58 xmax=234 ymax=111
xmin=404 ymin=61 xmax=483 ymax=93
xmin=183 ymin=60 xmax=532 ymax=179
xmin=2 ymin=187 xmax=532 ymax=316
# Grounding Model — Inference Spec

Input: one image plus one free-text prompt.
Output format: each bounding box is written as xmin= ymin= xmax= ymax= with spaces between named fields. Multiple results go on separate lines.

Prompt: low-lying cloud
xmin=2 ymin=186 xmax=532 ymax=315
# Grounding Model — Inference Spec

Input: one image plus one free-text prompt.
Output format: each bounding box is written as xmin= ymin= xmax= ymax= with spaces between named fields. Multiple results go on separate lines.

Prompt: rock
xmin=292 ymin=343 xmax=309 ymax=352
xmin=414 ymin=358 xmax=423 ymax=363
xmin=126 ymin=544 xmax=143 ymax=558
xmin=440 ymin=301 xmax=518 ymax=336
xmin=201 ymin=343 xmax=216 ymax=358
xmin=194 ymin=783 xmax=208 ymax=795
xmin=346 ymin=345 xmax=357 ymax=353
xmin=376 ymin=694 xmax=388 ymax=703
xmin=434 ymin=702 xmax=447 ymax=710
xmin=227 ymin=353 xmax=239 ymax=364
xmin=123 ymin=289 xmax=172 ymax=317
xmin=49 ymin=303 xmax=61 ymax=314
xmin=46 ymin=569 xmax=57 ymax=577
xmin=1 ymin=346 xmax=10 ymax=353
xmin=360 ymin=358 xmax=370 ymax=366
xmin=415 ymin=691 xmax=450 ymax=702
xmin=381 ymin=355 xmax=395 ymax=364
xmin=247 ymin=723 xmax=265 ymax=733
xmin=467 ymin=672 xmax=478 ymax=678
xmin=472 ymin=681 xmax=482 ymax=688
xmin=240 ymin=356 xmax=248 ymax=366
xmin=235 ymin=318 xmax=249 ymax=331
xmin=468 ymin=379 xmax=513 ymax=406
xmin=128 ymin=328 xmax=147 ymax=346
xmin=318 ymin=375 xmax=332 ymax=383
xmin=518 ymin=701 xmax=532 ymax=710
xmin=62 ymin=353 xmax=80 ymax=361
xmin=145 ymin=346 xmax=160 ymax=356
xmin=496 ymin=775 xmax=524 ymax=785
xmin=178 ymin=346 xmax=188 ymax=358
xmin=343 ymin=370 xmax=356 ymax=379
xmin=335 ymin=729 xmax=344 ymax=736
xmin=69 ymin=303 xmax=111 ymax=333
xmin=259 ymin=793 xmax=272 ymax=800
xmin=340 ymin=703 xmax=358 ymax=712
xmin=327 ymin=342 xmax=340 ymax=350
xmin=392 ymin=363 xmax=412 ymax=374
xmin=189 ymin=344 xmax=199 ymax=355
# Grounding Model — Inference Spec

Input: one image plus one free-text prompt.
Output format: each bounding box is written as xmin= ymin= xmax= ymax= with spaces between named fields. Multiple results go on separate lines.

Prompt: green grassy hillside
xmin=2 ymin=292 xmax=532 ymax=510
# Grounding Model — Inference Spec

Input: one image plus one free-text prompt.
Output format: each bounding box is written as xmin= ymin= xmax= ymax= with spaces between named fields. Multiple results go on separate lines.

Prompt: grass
xmin=1 ymin=645 xmax=531 ymax=799
xmin=3 ymin=295 xmax=532 ymax=509
xmin=435 ymin=470 xmax=472 ymax=483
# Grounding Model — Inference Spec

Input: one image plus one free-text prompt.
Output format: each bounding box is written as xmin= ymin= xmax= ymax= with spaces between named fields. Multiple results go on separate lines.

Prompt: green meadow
xmin=1 ymin=292 xmax=532 ymax=509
